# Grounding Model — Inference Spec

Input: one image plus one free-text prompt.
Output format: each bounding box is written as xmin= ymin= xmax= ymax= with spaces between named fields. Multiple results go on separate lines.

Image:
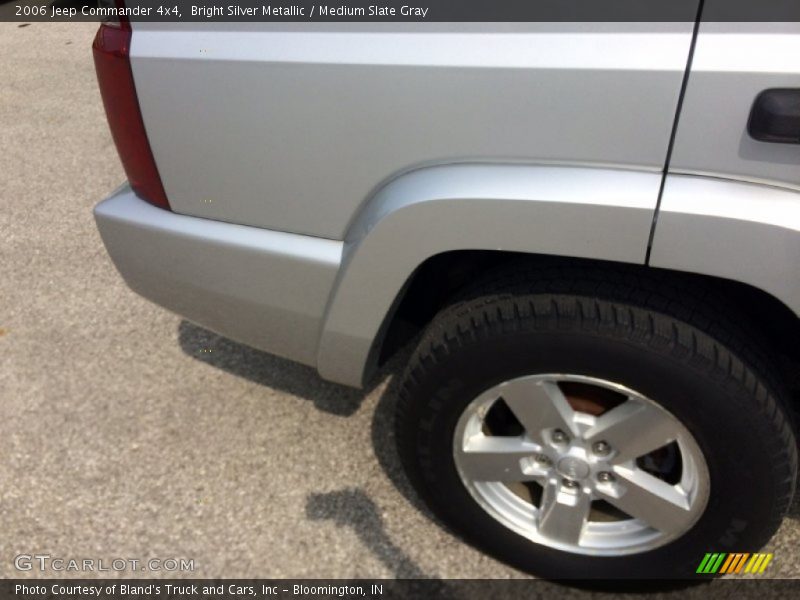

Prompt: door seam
xmin=645 ymin=0 xmax=705 ymax=265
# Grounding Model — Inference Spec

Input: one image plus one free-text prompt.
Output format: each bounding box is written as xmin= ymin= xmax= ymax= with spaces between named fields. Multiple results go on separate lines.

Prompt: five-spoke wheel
xmin=453 ymin=375 xmax=709 ymax=555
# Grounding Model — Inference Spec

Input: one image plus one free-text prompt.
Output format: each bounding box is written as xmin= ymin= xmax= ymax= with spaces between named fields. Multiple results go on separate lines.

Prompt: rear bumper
xmin=94 ymin=186 xmax=343 ymax=367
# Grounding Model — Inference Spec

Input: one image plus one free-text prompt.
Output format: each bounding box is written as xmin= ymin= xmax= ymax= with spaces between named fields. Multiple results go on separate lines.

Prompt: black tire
xmin=395 ymin=264 xmax=797 ymax=579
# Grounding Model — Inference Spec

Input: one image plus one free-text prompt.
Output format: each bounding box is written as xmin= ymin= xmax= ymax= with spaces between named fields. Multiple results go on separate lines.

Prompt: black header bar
xmin=4 ymin=0 xmax=800 ymax=23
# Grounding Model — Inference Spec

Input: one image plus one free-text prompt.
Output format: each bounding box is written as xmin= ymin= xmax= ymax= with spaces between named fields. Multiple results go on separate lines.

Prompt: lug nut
xmin=534 ymin=454 xmax=552 ymax=467
xmin=592 ymin=441 xmax=611 ymax=456
xmin=551 ymin=429 xmax=569 ymax=445
xmin=562 ymin=478 xmax=580 ymax=489
xmin=597 ymin=471 xmax=615 ymax=483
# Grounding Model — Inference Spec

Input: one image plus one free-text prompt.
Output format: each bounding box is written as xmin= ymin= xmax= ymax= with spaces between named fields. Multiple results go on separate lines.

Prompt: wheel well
xmin=375 ymin=251 xmax=800 ymax=394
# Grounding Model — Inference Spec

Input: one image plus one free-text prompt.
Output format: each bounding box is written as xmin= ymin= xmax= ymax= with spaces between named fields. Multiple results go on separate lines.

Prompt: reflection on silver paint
xmin=129 ymin=22 xmax=693 ymax=239
xmin=650 ymin=175 xmax=800 ymax=316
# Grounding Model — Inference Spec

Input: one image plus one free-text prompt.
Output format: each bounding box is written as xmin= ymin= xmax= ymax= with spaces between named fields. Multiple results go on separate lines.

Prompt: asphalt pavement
xmin=1 ymin=21 xmax=799 ymax=584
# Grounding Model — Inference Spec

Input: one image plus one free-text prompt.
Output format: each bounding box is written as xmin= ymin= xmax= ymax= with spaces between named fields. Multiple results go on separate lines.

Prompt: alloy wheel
xmin=453 ymin=374 xmax=710 ymax=556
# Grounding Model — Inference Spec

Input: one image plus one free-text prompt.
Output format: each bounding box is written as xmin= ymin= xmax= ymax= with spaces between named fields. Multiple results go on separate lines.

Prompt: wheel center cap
xmin=556 ymin=456 xmax=590 ymax=480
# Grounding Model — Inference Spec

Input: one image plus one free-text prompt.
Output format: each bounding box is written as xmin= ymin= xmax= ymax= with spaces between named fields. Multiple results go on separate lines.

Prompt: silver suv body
xmin=93 ymin=16 xmax=800 ymax=578
xmin=95 ymin=20 xmax=800 ymax=387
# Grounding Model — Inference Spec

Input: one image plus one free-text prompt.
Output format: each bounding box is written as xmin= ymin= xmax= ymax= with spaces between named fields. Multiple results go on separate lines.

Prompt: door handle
xmin=748 ymin=88 xmax=800 ymax=144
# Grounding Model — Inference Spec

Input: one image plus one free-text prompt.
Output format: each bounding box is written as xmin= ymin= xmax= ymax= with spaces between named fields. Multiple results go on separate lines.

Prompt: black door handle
xmin=748 ymin=88 xmax=800 ymax=144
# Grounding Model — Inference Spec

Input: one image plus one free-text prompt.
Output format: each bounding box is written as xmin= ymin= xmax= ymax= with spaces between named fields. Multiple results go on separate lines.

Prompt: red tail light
xmin=93 ymin=23 xmax=170 ymax=210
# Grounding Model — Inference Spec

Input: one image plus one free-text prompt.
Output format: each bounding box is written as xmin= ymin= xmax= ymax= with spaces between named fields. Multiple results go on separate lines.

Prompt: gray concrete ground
xmin=1 ymin=22 xmax=799 ymax=583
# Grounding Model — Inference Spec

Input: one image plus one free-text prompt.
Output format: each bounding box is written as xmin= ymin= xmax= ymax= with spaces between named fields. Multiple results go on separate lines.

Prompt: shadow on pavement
xmin=179 ymin=320 xmax=444 ymax=574
xmin=306 ymin=488 xmax=435 ymax=580
xmin=177 ymin=320 xmax=425 ymax=511
xmin=178 ymin=320 xmax=371 ymax=417
xmin=178 ymin=321 xmax=457 ymax=566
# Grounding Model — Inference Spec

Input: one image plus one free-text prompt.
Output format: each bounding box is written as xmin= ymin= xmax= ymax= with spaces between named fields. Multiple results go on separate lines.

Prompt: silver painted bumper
xmin=94 ymin=186 xmax=343 ymax=367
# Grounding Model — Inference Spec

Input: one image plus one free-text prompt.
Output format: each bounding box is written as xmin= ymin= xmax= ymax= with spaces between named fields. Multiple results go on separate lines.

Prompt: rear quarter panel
xmin=129 ymin=22 xmax=695 ymax=239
